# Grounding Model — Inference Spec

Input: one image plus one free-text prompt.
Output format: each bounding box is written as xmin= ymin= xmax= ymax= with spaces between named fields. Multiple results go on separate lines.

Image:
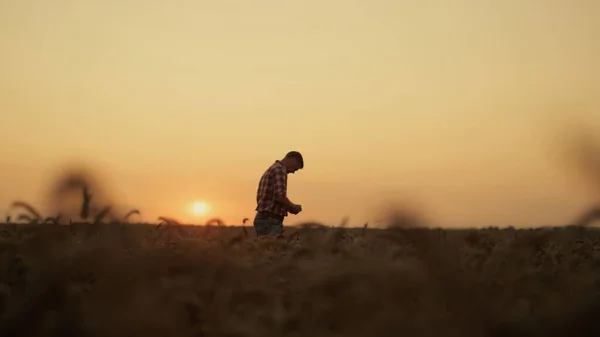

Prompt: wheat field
xmin=1 ymin=215 xmax=600 ymax=337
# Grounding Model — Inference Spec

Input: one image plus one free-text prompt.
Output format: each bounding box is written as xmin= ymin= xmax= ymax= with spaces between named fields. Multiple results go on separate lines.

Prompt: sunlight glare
xmin=191 ymin=201 xmax=209 ymax=216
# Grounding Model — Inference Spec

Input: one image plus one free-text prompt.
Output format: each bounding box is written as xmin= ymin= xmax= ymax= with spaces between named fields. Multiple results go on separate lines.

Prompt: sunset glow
xmin=191 ymin=201 xmax=209 ymax=217
xmin=0 ymin=1 xmax=598 ymax=227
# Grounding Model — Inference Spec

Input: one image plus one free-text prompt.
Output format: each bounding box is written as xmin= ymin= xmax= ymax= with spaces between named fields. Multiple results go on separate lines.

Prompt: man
xmin=253 ymin=151 xmax=304 ymax=236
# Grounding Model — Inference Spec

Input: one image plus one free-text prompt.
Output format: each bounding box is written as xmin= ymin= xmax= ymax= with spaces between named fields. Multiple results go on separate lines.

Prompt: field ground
xmin=1 ymin=222 xmax=600 ymax=337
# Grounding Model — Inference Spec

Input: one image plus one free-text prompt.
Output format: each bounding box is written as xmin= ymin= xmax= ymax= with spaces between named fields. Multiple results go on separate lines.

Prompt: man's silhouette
xmin=253 ymin=151 xmax=303 ymax=236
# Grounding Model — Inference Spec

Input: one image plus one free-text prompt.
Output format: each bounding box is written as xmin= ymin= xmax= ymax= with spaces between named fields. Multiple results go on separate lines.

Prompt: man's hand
xmin=290 ymin=204 xmax=302 ymax=215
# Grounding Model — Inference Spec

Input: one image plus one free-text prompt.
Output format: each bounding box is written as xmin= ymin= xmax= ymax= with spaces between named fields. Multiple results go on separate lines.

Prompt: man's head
xmin=281 ymin=151 xmax=304 ymax=174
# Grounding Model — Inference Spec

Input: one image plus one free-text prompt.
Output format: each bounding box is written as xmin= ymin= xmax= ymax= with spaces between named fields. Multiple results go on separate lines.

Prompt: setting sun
xmin=191 ymin=201 xmax=209 ymax=216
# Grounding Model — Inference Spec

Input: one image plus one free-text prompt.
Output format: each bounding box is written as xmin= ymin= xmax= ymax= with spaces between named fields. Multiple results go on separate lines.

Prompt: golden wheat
xmin=2 ymin=218 xmax=600 ymax=337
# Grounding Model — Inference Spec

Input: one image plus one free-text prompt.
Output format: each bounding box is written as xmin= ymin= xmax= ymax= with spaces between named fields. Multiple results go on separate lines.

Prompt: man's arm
xmin=272 ymin=168 xmax=300 ymax=211
xmin=274 ymin=195 xmax=297 ymax=209
xmin=275 ymin=195 xmax=301 ymax=214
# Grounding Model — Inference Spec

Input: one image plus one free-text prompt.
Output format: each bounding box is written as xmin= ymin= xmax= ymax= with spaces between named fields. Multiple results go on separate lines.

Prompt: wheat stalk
xmin=11 ymin=201 xmax=42 ymax=222
xmin=123 ymin=209 xmax=141 ymax=222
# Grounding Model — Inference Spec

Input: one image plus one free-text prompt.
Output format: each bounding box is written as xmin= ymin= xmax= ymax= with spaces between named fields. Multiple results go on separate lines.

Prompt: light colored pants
xmin=253 ymin=214 xmax=283 ymax=236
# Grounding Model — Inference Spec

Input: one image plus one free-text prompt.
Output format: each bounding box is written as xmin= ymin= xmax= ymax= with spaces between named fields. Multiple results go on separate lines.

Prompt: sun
xmin=191 ymin=201 xmax=209 ymax=216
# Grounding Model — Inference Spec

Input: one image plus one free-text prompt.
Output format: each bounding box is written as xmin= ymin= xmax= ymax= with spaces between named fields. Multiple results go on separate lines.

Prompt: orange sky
xmin=1 ymin=0 xmax=599 ymax=227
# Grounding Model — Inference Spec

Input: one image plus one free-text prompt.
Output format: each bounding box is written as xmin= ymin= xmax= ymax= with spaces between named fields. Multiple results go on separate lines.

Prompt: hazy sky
xmin=1 ymin=0 xmax=599 ymax=227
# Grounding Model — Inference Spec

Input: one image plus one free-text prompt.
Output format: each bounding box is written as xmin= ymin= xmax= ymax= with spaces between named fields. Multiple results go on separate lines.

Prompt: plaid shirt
xmin=256 ymin=160 xmax=288 ymax=217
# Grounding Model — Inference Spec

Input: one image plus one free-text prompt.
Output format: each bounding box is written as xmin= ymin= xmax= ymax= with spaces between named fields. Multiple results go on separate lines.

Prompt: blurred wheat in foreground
xmin=2 ymin=220 xmax=600 ymax=337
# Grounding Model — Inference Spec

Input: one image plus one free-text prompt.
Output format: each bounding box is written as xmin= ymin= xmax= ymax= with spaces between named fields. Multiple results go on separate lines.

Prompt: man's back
xmin=256 ymin=160 xmax=288 ymax=217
